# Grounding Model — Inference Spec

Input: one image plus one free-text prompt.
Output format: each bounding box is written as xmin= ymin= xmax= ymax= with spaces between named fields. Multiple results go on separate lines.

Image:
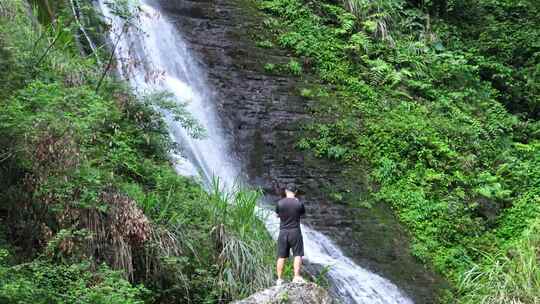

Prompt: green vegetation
xmin=0 ymin=1 xmax=273 ymax=303
xmin=253 ymin=0 xmax=540 ymax=302
xmin=264 ymin=62 xmax=277 ymax=73
xmin=0 ymin=255 xmax=149 ymax=304
xmin=286 ymin=59 xmax=302 ymax=75
xmin=3 ymin=0 xmax=538 ymax=302
xmin=256 ymin=39 xmax=274 ymax=48
xmin=459 ymin=219 xmax=540 ymax=303
xmin=263 ymin=60 xmax=304 ymax=75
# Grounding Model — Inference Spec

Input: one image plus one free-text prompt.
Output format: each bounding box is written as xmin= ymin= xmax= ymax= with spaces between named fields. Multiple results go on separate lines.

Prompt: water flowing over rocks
xmin=232 ymin=283 xmax=334 ymax=304
xmin=154 ymin=0 xmax=449 ymax=302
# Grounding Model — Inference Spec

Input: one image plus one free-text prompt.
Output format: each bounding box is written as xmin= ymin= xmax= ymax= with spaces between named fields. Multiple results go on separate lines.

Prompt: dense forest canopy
xmin=0 ymin=0 xmax=539 ymax=303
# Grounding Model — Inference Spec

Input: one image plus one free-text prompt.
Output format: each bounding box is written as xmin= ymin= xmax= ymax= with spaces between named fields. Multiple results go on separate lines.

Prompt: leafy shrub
xmin=0 ymin=249 xmax=148 ymax=304
xmin=256 ymin=40 xmax=274 ymax=48
xmin=287 ymin=59 xmax=302 ymax=75
xmin=264 ymin=62 xmax=276 ymax=73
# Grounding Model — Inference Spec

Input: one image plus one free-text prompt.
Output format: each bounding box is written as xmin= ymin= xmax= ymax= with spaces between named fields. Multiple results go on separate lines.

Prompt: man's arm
xmin=299 ymin=201 xmax=305 ymax=217
xmin=275 ymin=201 xmax=280 ymax=217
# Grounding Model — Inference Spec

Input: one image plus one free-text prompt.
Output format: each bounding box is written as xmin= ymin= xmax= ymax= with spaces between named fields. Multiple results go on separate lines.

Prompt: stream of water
xmin=98 ymin=1 xmax=413 ymax=303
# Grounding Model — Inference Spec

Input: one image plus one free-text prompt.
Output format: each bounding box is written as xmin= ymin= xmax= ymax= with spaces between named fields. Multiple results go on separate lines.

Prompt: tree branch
xmin=70 ymin=0 xmax=102 ymax=65
xmin=33 ymin=16 xmax=75 ymax=74
xmin=95 ymin=27 xmax=124 ymax=93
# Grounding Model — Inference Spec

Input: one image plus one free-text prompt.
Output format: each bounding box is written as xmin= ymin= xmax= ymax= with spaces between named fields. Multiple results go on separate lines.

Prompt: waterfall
xmin=98 ymin=1 xmax=414 ymax=303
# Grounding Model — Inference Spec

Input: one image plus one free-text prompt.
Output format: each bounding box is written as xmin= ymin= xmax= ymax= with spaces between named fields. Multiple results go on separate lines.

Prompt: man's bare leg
xmin=293 ymin=256 xmax=303 ymax=279
xmin=276 ymin=257 xmax=286 ymax=280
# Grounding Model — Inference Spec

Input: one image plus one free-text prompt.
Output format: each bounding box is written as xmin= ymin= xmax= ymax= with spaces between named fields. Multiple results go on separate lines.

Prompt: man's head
xmin=284 ymin=183 xmax=297 ymax=198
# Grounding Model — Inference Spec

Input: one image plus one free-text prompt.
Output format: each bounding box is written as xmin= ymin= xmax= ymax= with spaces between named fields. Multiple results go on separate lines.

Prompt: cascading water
xmin=98 ymin=1 xmax=414 ymax=303
xmin=98 ymin=0 xmax=239 ymax=189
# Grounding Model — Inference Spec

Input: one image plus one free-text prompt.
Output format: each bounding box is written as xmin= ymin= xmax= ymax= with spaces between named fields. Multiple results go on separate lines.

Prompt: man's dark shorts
xmin=277 ymin=227 xmax=304 ymax=258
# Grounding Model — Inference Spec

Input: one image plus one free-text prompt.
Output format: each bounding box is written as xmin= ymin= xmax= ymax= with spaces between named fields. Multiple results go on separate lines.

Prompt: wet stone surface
xmin=155 ymin=0 xmax=449 ymax=302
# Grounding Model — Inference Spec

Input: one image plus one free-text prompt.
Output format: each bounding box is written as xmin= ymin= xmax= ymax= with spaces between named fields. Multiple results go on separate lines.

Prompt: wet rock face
xmin=155 ymin=0 xmax=327 ymax=189
xmin=156 ymin=0 xmax=448 ymax=302
xmin=232 ymin=283 xmax=333 ymax=304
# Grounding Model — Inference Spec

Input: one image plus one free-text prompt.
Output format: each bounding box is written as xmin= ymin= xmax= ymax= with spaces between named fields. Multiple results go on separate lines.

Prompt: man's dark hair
xmin=285 ymin=183 xmax=297 ymax=193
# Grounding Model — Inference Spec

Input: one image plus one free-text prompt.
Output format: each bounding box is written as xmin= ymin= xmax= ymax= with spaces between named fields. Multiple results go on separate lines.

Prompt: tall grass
xmin=459 ymin=219 xmax=540 ymax=304
xmin=127 ymin=173 xmax=275 ymax=302
xmin=207 ymin=177 xmax=275 ymax=300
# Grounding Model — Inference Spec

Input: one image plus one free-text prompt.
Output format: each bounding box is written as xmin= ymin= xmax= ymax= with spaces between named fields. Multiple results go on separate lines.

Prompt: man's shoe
xmin=276 ymin=279 xmax=284 ymax=286
xmin=292 ymin=276 xmax=306 ymax=284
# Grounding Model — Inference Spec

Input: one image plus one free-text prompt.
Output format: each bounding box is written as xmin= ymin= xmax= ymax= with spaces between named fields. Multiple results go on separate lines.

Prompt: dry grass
xmin=82 ymin=190 xmax=151 ymax=279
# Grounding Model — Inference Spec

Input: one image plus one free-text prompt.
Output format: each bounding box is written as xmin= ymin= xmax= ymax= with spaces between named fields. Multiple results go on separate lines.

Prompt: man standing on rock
xmin=275 ymin=183 xmax=306 ymax=286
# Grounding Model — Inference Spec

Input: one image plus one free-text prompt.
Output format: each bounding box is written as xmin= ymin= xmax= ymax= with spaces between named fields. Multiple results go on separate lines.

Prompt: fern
xmin=346 ymin=32 xmax=372 ymax=54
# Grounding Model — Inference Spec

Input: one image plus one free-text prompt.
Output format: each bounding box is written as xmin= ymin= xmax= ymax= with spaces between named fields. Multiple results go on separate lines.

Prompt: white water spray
xmin=98 ymin=1 xmax=414 ymax=303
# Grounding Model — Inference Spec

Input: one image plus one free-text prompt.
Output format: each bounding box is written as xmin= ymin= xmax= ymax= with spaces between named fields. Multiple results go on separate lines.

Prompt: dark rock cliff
xmin=155 ymin=0 xmax=448 ymax=302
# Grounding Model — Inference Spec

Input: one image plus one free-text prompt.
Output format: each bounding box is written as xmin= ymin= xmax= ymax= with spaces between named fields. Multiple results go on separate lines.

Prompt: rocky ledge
xmin=232 ymin=283 xmax=333 ymax=304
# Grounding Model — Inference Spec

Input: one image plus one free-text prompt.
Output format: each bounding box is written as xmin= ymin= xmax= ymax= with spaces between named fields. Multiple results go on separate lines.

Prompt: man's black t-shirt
xmin=275 ymin=197 xmax=305 ymax=230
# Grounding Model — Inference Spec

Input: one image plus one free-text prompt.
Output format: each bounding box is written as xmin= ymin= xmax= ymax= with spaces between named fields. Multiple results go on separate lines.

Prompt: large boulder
xmin=232 ymin=283 xmax=333 ymax=304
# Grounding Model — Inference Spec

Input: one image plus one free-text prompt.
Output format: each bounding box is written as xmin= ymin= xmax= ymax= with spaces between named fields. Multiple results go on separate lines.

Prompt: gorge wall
xmin=156 ymin=0 xmax=449 ymax=302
